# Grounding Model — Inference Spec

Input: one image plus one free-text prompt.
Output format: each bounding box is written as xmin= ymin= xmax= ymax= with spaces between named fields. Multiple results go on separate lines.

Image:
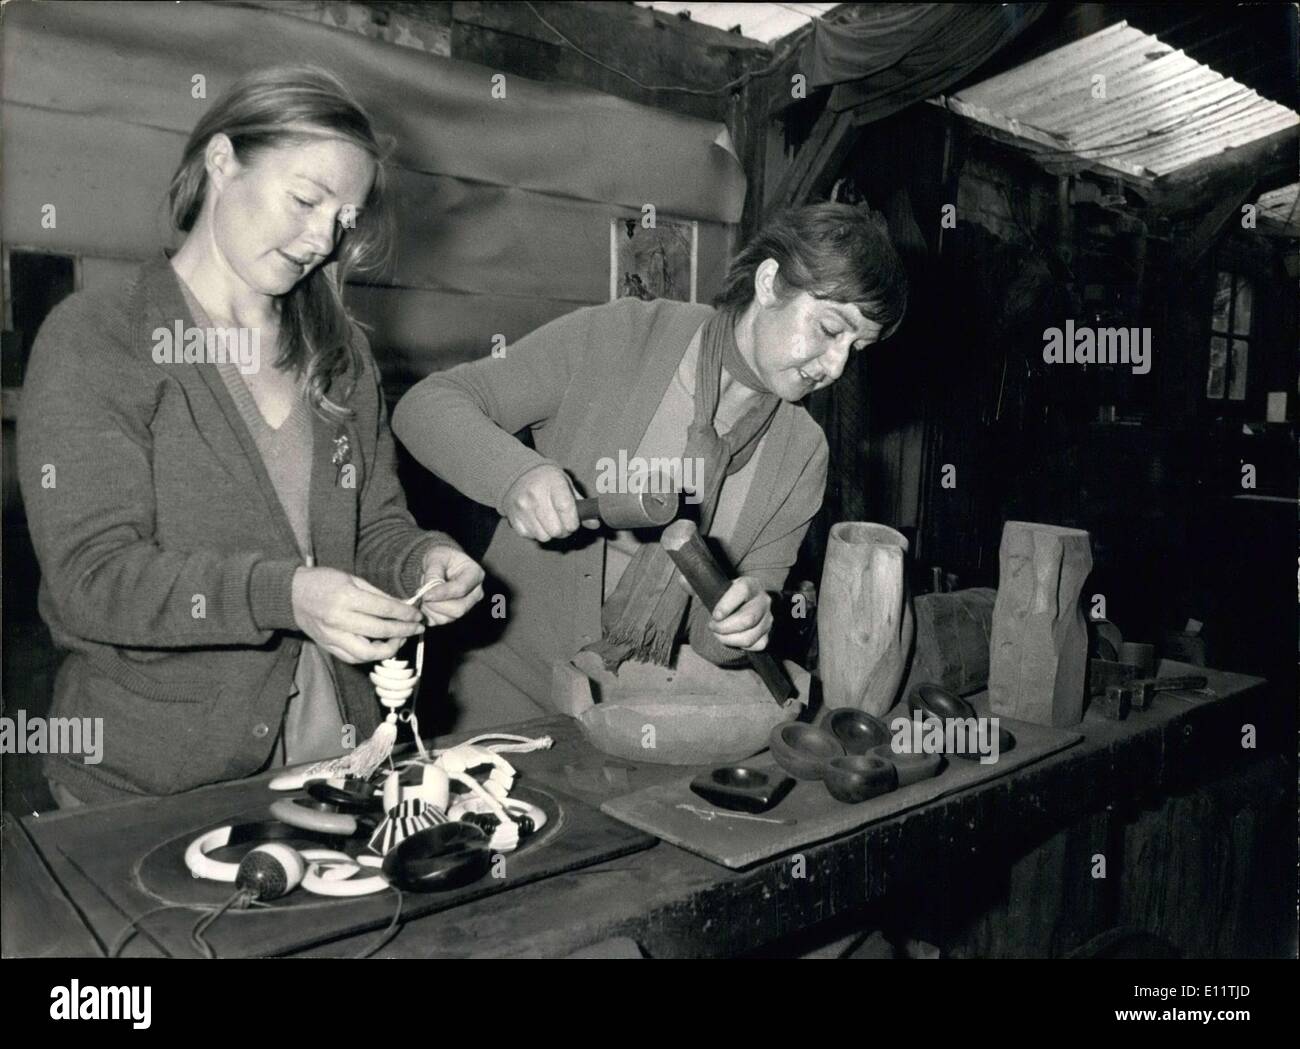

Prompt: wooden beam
xmin=1170 ymin=177 xmax=1258 ymax=268
xmin=449 ymin=1 xmax=769 ymax=122
xmin=1154 ymin=125 xmax=1299 ymax=206
xmin=765 ymin=105 xmax=858 ymax=216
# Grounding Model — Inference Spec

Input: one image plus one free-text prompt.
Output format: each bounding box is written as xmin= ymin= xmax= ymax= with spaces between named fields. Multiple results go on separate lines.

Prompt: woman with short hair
xmin=18 ymin=66 xmax=484 ymax=805
xmin=393 ymin=203 xmax=907 ymax=731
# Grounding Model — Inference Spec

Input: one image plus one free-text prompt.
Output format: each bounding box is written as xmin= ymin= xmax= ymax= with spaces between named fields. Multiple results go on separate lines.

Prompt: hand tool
xmin=660 ymin=519 xmax=797 ymax=704
xmin=675 ymin=803 xmax=797 ymax=826
xmin=575 ymin=488 xmax=680 ymax=529
xmin=1107 ymin=674 xmax=1210 ymax=711
xmin=1089 ymin=657 xmax=1138 ymax=697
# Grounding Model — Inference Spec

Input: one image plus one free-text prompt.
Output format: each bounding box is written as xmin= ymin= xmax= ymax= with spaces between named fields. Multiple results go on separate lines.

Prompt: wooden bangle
xmin=269 ymin=797 xmax=361 ymax=837
xmin=381 ymin=823 xmax=491 ymax=893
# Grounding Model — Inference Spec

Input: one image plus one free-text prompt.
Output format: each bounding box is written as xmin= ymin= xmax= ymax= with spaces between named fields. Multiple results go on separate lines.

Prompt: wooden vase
xmin=987 ymin=521 xmax=1093 ymax=727
xmin=817 ymin=522 xmax=915 ymax=717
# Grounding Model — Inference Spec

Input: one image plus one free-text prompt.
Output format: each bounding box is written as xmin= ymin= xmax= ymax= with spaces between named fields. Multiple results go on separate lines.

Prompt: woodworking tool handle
xmin=661 ymin=521 xmax=797 ymax=705
xmin=574 ymin=495 xmax=601 ymax=522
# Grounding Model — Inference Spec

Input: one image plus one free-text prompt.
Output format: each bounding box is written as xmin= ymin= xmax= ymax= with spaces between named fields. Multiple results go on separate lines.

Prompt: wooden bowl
xmin=907 ymin=682 xmax=977 ymax=722
xmin=690 ymin=765 xmax=795 ymax=813
xmin=819 ymin=707 xmax=891 ymax=755
xmin=868 ymin=743 xmax=944 ymax=786
xmin=768 ymin=722 xmax=844 ymax=780
xmin=824 ymin=755 xmax=898 ymax=804
xmin=952 ymin=726 xmax=1017 ymax=763
xmin=553 ymin=647 xmax=811 ymax=766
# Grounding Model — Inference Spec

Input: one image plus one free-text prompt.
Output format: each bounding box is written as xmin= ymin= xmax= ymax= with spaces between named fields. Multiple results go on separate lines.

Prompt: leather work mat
xmin=601 ymin=695 xmax=1083 ymax=870
xmin=24 ymin=729 xmax=655 ymax=957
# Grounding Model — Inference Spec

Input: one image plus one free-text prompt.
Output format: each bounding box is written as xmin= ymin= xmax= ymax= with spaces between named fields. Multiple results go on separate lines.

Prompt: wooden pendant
xmin=817 ymin=522 xmax=915 ymax=717
xmin=987 ymin=521 xmax=1093 ymax=728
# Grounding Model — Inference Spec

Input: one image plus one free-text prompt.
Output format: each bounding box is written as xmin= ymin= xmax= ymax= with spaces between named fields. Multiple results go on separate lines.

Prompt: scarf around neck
xmin=583 ymin=307 xmax=781 ymax=670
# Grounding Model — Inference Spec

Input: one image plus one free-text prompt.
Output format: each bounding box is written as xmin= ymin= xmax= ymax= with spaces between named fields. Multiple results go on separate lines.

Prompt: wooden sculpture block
xmin=900 ymin=587 xmax=997 ymax=699
xmin=818 ymin=522 xmax=915 ymax=717
xmin=987 ymin=521 xmax=1093 ymax=728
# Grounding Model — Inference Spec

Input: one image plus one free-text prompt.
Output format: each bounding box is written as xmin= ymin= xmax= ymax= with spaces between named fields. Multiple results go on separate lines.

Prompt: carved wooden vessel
xmin=817 ymin=522 xmax=914 ymax=716
xmin=987 ymin=521 xmax=1093 ymax=727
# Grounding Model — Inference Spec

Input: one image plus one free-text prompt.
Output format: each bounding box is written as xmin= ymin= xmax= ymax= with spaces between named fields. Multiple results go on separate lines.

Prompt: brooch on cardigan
xmin=331 ymin=433 xmax=351 ymax=467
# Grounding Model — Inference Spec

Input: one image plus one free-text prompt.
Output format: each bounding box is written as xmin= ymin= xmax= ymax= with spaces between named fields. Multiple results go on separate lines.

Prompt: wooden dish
xmin=552 ymin=647 xmax=811 ymax=766
xmin=867 ymin=743 xmax=944 ymax=786
xmin=823 ymin=755 xmax=898 ymax=804
xmin=951 ymin=726 xmax=1017 ymax=763
xmin=819 ymin=707 xmax=891 ymax=754
xmin=907 ymin=682 xmax=977 ymax=722
xmin=690 ymin=765 xmax=795 ymax=813
xmin=768 ymin=722 xmax=845 ymax=780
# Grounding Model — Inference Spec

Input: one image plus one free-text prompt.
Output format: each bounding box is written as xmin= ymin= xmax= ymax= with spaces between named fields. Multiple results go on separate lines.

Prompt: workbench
xmin=3 ymin=660 xmax=1291 ymax=958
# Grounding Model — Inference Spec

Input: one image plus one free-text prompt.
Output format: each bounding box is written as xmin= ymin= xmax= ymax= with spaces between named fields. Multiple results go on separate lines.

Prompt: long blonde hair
xmin=168 ymin=66 xmax=391 ymax=420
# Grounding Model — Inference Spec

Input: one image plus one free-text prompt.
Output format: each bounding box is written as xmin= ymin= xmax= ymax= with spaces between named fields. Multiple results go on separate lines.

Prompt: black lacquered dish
xmin=768 ymin=722 xmax=845 ymax=780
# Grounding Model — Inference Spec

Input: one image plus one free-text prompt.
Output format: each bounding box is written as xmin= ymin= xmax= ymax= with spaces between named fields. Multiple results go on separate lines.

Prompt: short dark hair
xmin=714 ymin=203 xmax=908 ymax=340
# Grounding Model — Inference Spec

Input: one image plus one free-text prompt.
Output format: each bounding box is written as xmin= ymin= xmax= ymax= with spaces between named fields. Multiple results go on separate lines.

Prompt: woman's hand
xmin=704 ymin=576 xmax=774 ymax=652
xmin=415 ymin=545 xmax=485 ymax=626
xmin=502 ymin=464 xmax=592 ymax=541
xmin=291 ymin=567 xmax=424 ymax=664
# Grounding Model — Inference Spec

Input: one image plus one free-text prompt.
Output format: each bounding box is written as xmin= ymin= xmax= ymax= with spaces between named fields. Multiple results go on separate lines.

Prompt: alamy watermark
xmin=152 ymin=321 xmax=260 ymax=375
xmin=888 ymin=710 xmax=1002 ymax=764
xmin=1 ymin=710 xmax=103 ymax=764
xmin=593 ymin=450 xmax=704 ymax=505
xmin=1043 ymin=320 xmax=1151 ymax=374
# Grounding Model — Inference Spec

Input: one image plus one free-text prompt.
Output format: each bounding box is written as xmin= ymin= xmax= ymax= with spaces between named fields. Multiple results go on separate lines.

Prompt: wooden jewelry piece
xmin=269 ymin=641 xmax=426 ymax=791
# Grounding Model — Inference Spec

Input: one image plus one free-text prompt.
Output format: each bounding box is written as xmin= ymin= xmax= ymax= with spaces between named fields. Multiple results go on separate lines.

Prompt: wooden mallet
xmin=574 ymin=486 xmax=680 ymax=529
xmin=661 ymin=519 xmax=797 ymax=705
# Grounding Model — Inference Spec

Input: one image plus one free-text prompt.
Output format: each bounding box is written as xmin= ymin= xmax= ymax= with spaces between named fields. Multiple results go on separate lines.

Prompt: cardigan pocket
xmin=58 ymin=654 xmax=231 ymax=795
xmin=89 ymin=652 xmax=222 ymax=704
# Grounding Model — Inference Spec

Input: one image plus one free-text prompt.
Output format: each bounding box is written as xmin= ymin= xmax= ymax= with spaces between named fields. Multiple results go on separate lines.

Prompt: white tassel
xmin=341 ymin=711 xmax=399 ymax=783
xmin=349 ymin=645 xmax=425 ymax=779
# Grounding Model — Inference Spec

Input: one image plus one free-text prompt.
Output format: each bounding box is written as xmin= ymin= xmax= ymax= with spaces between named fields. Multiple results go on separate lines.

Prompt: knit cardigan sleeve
xmin=16 ymin=292 xmax=303 ymax=646
xmin=348 ymin=330 xmax=461 ymax=598
xmin=391 ymin=306 xmax=598 ymax=514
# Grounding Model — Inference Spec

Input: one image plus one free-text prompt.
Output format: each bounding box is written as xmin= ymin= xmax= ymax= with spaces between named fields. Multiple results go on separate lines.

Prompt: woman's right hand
xmin=291 ymin=567 xmax=424 ymax=664
xmin=502 ymin=464 xmax=592 ymax=541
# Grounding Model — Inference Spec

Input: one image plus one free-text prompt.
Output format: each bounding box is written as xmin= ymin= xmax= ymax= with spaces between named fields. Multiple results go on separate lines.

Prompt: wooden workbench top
xmin=5 ymin=660 xmax=1275 ymax=958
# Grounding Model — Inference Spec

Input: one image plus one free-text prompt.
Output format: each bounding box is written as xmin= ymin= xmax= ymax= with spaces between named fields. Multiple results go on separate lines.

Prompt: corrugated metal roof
xmin=1257 ymin=183 xmax=1299 ymax=235
xmin=636 ymin=3 xmax=839 ymax=44
xmin=938 ymin=20 xmax=1299 ymax=180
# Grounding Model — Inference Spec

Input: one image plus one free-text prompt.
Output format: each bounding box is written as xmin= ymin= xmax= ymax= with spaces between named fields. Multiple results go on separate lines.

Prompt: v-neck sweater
xmin=176 ymin=278 xmax=345 ymax=766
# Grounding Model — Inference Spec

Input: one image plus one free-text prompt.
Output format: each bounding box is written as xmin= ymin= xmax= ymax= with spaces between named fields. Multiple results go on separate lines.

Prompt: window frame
xmin=1205 ymin=268 xmax=1255 ymax=405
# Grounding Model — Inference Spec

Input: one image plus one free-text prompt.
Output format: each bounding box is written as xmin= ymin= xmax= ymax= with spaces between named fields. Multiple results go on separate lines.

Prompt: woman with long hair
xmin=18 ymin=66 xmax=484 ymax=805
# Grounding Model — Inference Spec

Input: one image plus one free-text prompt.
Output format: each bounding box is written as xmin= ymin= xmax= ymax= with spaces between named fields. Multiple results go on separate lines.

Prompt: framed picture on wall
xmin=609 ymin=215 xmax=698 ymax=303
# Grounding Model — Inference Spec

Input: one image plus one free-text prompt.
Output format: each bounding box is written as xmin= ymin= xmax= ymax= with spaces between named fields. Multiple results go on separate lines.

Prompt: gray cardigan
xmin=393 ymin=297 xmax=829 ymax=705
xmin=17 ymin=257 xmax=455 ymax=803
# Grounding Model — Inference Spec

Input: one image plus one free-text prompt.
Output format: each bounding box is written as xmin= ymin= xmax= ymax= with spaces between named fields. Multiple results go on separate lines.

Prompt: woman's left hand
xmin=416 ymin=545 xmax=486 ymax=626
xmin=707 ymin=576 xmax=773 ymax=652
